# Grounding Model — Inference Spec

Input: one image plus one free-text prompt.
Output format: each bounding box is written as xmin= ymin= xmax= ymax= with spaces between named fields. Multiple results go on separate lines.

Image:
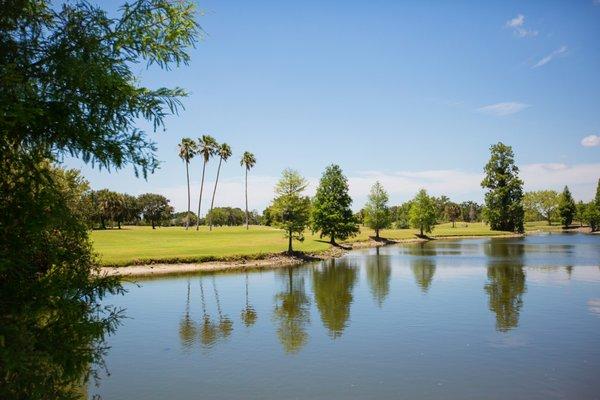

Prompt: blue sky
xmin=65 ymin=0 xmax=600 ymax=212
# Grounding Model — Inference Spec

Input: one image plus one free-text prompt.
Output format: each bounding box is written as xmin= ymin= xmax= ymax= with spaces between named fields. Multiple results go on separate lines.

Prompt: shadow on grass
xmin=413 ymin=233 xmax=433 ymax=240
xmin=315 ymin=239 xmax=352 ymax=250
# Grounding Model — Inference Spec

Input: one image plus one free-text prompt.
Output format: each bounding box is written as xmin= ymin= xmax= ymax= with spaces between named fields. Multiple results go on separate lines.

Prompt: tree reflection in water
xmin=198 ymin=279 xmax=219 ymax=348
xmin=212 ymin=276 xmax=233 ymax=339
xmin=483 ymin=240 xmax=527 ymax=332
xmin=179 ymin=280 xmax=197 ymax=352
xmin=312 ymin=258 xmax=358 ymax=339
xmin=272 ymin=267 xmax=310 ymax=353
xmin=241 ymin=272 xmax=258 ymax=327
xmin=409 ymin=243 xmax=436 ymax=293
xmin=366 ymin=247 xmax=392 ymax=307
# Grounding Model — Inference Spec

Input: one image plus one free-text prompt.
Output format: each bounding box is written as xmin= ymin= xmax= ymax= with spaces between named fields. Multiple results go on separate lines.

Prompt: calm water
xmin=91 ymin=234 xmax=600 ymax=400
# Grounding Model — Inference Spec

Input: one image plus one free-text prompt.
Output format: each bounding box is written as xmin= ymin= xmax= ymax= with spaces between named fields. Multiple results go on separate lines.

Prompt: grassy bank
xmin=91 ymin=222 xmax=513 ymax=267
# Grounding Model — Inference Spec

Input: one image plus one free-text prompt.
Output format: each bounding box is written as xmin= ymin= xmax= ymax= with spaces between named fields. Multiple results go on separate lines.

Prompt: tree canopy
xmin=523 ymin=190 xmax=560 ymax=225
xmin=558 ymin=186 xmax=576 ymax=228
xmin=481 ymin=143 xmax=525 ymax=233
xmin=0 ymin=1 xmax=200 ymax=398
xmin=311 ymin=164 xmax=359 ymax=244
xmin=271 ymin=169 xmax=311 ymax=253
xmin=363 ymin=181 xmax=391 ymax=239
xmin=409 ymin=189 xmax=437 ymax=236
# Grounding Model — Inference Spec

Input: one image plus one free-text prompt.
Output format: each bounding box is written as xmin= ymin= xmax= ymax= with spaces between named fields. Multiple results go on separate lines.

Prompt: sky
xmin=64 ymin=0 xmax=600 ymax=213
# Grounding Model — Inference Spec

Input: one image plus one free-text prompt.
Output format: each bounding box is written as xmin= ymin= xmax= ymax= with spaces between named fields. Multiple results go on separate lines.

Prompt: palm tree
xmin=208 ymin=143 xmax=232 ymax=231
xmin=196 ymin=135 xmax=218 ymax=230
xmin=240 ymin=151 xmax=256 ymax=230
xmin=178 ymin=138 xmax=197 ymax=230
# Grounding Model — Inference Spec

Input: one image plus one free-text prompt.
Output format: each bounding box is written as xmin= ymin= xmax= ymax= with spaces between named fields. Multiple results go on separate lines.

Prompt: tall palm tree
xmin=196 ymin=135 xmax=218 ymax=230
xmin=178 ymin=138 xmax=197 ymax=230
xmin=240 ymin=151 xmax=256 ymax=230
xmin=208 ymin=143 xmax=232 ymax=231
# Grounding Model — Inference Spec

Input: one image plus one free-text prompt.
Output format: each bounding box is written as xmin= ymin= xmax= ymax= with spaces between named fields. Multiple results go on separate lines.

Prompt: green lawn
xmin=91 ymin=222 xmax=514 ymax=267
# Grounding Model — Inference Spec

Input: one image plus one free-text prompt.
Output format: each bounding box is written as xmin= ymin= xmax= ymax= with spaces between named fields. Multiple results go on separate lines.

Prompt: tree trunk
xmin=245 ymin=168 xmax=249 ymax=230
xmin=547 ymin=217 xmax=552 ymax=226
xmin=452 ymin=220 xmax=455 ymax=228
xmin=209 ymin=157 xmax=223 ymax=232
xmin=118 ymin=220 xmax=121 ymax=229
xmin=185 ymin=161 xmax=190 ymax=230
xmin=100 ymin=217 xmax=106 ymax=230
xmin=375 ymin=229 xmax=379 ymax=239
xmin=330 ymin=234 xmax=336 ymax=245
xmin=288 ymin=230 xmax=293 ymax=254
xmin=420 ymin=226 xmax=423 ymax=236
xmin=196 ymin=161 xmax=207 ymax=231
xmin=152 ymin=220 xmax=155 ymax=229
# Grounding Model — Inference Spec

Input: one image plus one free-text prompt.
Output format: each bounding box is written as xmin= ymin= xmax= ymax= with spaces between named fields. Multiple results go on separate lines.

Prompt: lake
xmin=91 ymin=234 xmax=600 ymax=400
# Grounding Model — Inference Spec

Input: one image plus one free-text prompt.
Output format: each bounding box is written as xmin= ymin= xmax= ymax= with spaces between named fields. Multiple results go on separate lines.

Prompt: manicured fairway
xmin=91 ymin=222 xmax=512 ymax=266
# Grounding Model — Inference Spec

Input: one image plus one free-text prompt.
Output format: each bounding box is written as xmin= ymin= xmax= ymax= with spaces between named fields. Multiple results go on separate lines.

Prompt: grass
xmin=91 ymin=222 xmax=514 ymax=267
xmin=524 ymin=220 xmax=568 ymax=232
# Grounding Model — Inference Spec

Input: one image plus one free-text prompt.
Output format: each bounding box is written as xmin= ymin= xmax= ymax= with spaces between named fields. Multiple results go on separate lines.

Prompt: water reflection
xmin=240 ymin=273 xmax=257 ymax=327
xmin=212 ymin=277 xmax=234 ymax=338
xmin=179 ymin=280 xmax=197 ymax=352
xmin=366 ymin=247 xmax=392 ymax=307
xmin=177 ymin=278 xmax=237 ymax=351
xmin=480 ymin=240 xmax=527 ymax=332
xmin=313 ymin=259 xmax=358 ymax=338
xmin=198 ymin=279 xmax=219 ymax=348
xmin=272 ymin=268 xmax=310 ymax=353
xmin=408 ymin=243 xmax=436 ymax=293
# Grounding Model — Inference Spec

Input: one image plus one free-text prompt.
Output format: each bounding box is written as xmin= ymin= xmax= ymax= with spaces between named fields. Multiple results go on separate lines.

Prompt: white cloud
xmin=532 ymin=45 xmax=568 ymax=68
xmin=476 ymin=102 xmax=530 ymax=116
xmin=156 ymin=163 xmax=600 ymax=213
xmin=581 ymin=134 xmax=600 ymax=147
xmin=505 ymin=14 xmax=538 ymax=37
xmin=520 ymin=163 xmax=600 ymax=199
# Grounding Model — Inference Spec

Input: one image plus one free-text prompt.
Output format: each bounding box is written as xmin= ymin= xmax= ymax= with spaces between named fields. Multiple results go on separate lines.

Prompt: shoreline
xmin=99 ymin=234 xmax=522 ymax=278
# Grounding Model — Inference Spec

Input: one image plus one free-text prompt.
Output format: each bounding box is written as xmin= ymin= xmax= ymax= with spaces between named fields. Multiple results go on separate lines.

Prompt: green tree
xmin=459 ymin=201 xmax=481 ymax=223
xmin=444 ymin=201 xmax=461 ymax=228
xmin=523 ymin=190 xmax=560 ymax=225
xmin=558 ymin=186 xmax=576 ymax=228
xmin=311 ymin=164 xmax=359 ymax=244
xmin=209 ymin=142 xmax=232 ymax=231
xmin=138 ymin=193 xmax=173 ymax=229
xmin=241 ymin=151 xmax=257 ymax=229
xmin=114 ymin=193 xmax=140 ymax=228
xmin=178 ymin=138 xmax=198 ymax=229
xmin=481 ymin=143 xmax=525 ymax=233
xmin=195 ymin=135 xmax=218 ymax=230
xmin=96 ymin=189 xmax=118 ymax=229
xmin=596 ymin=178 xmax=600 ymax=207
xmin=363 ymin=181 xmax=391 ymax=239
xmin=432 ymin=195 xmax=450 ymax=221
xmin=409 ymin=189 xmax=437 ymax=236
xmin=576 ymin=201 xmax=586 ymax=227
xmin=584 ymin=202 xmax=600 ymax=232
xmin=271 ymin=169 xmax=311 ymax=253
xmin=0 ymin=1 xmax=199 ymax=397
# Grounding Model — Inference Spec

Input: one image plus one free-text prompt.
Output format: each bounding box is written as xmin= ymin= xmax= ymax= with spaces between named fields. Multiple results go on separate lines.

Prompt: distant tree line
xmin=84 ymin=190 xmax=263 ymax=229
xmin=83 ymin=190 xmax=173 ymax=229
xmin=523 ymin=184 xmax=600 ymax=230
xmin=263 ymin=142 xmax=600 ymax=252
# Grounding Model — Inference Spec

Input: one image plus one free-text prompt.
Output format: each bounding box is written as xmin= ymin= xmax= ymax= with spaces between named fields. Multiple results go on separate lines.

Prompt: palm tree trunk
xmin=245 ymin=168 xmax=249 ymax=230
xmin=208 ymin=157 xmax=223 ymax=232
xmin=196 ymin=161 xmax=207 ymax=231
xmin=185 ymin=161 xmax=191 ymax=230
